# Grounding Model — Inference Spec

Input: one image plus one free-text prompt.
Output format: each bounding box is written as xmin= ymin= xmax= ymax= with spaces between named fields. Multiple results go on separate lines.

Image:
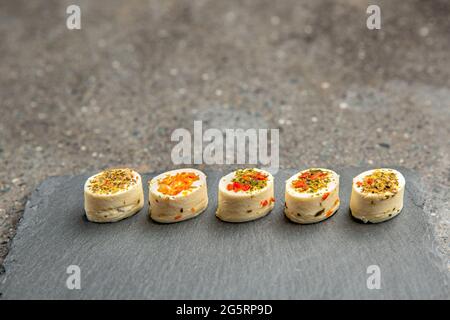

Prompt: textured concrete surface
xmin=1 ymin=169 xmax=448 ymax=299
xmin=0 ymin=0 xmax=449 ymax=269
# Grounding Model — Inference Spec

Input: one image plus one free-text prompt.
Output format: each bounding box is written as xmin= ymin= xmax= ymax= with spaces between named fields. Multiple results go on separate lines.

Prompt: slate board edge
xmin=1 ymin=175 xmax=69 ymax=271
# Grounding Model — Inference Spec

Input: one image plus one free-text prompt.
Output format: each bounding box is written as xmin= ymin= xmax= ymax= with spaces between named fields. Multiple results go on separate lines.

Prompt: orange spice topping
xmin=325 ymin=209 xmax=334 ymax=217
xmin=158 ymin=172 xmax=199 ymax=196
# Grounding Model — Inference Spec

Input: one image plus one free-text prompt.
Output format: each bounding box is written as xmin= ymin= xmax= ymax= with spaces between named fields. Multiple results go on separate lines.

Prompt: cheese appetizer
xmin=216 ymin=168 xmax=275 ymax=222
xmin=84 ymin=168 xmax=144 ymax=223
xmin=285 ymin=168 xmax=340 ymax=224
xmin=350 ymin=168 xmax=405 ymax=223
xmin=148 ymin=168 xmax=208 ymax=223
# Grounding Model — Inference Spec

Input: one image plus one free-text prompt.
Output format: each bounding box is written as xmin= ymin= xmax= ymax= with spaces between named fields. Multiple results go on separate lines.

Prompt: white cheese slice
xmin=148 ymin=168 xmax=208 ymax=223
xmin=216 ymin=169 xmax=274 ymax=223
xmin=350 ymin=168 xmax=405 ymax=223
xmin=84 ymin=169 xmax=144 ymax=223
xmin=285 ymin=168 xmax=340 ymax=224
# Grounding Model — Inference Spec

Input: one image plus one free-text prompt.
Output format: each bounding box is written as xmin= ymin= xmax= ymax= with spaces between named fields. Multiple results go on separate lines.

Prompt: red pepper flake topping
xmin=270 ymin=197 xmax=275 ymax=203
xmin=158 ymin=172 xmax=199 ymax=196
xmin=227 ymin=169 xmax=268 ymax=193
xmin=174 ymin=215 xmax=182 ymax=220
xmin=261 ymin=199 xmax=269 ymax=207
xmin=292 ymin=169 xmax=330 ymax=193
xmin=358 ymin=169 xmax=399 ymax=194
xmin=322 ymin=192 xmax=330 ymax=200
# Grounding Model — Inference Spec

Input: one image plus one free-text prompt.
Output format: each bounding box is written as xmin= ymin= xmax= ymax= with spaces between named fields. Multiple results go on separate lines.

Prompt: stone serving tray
xmin=0 ymin=167 xmax=448 ymax=299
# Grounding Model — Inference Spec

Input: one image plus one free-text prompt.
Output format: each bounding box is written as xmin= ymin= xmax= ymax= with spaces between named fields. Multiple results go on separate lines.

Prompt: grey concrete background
xmin=0 ymin=0 xmax=449 ymax=269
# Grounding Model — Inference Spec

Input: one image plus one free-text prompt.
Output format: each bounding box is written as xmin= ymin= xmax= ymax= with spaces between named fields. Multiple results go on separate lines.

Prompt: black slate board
xmin=1 ymin=168 xmax=448 ymax=299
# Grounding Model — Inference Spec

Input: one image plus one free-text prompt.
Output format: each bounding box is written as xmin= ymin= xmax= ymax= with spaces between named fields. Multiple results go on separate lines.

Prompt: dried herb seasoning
xmin=88 ymin=168 xmax=137 ymax=195
xmin=356 ymin=169 xmax=399 ymax=194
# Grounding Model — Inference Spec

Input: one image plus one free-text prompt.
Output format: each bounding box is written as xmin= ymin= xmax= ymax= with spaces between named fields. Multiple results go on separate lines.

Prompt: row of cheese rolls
xmin=84 ymin=167 xmax=405 ymax=224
